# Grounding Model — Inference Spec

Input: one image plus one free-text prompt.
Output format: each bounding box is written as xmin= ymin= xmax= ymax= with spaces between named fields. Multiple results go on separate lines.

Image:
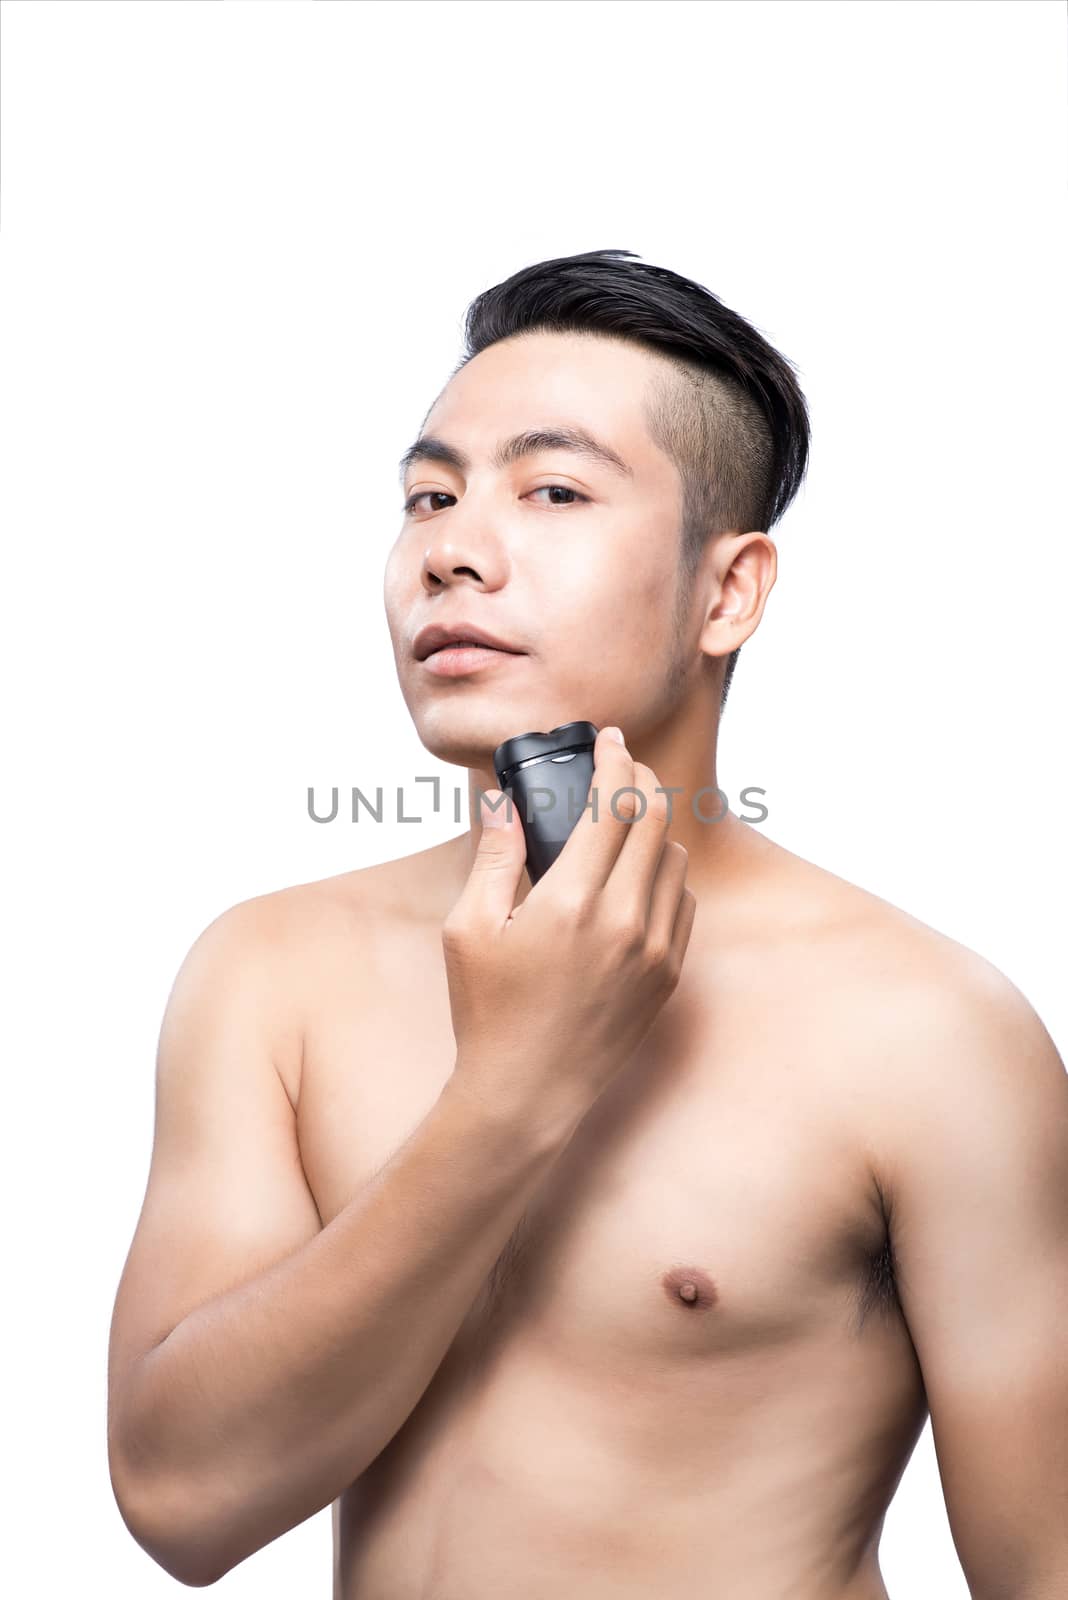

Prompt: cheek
xmin=558 ymin=529 xmax=670 ymax=599
xmin=551 ymin=602 xmax=663 ymax=689
xmin=572 ymin=545 xmax=677 ymax=638
xmin=383 ymin=534 xmax=404 ymax=585
xmin=636 ymin=547 xmax=680 ymax=607
xmin=381 ymin=543 xmax=410 ymax=620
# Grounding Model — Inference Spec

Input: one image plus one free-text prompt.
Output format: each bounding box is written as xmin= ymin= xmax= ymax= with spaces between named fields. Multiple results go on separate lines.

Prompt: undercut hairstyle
xmin=449 ymin=249 xmax=810 ymax=710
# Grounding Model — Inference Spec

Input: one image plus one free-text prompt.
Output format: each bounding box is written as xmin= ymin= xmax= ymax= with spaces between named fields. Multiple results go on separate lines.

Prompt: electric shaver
xmin=492 ymin=720 xmax=599 ymax=885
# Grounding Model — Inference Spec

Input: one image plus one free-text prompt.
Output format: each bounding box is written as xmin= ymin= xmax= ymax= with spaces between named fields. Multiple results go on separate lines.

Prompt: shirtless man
xmin=107 ymin=250 xmax=1068 ymax=1597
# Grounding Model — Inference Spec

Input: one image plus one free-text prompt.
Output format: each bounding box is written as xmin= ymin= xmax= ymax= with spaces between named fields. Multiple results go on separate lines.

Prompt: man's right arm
xmin=107 ymin=897 xmax=584 ymax=1589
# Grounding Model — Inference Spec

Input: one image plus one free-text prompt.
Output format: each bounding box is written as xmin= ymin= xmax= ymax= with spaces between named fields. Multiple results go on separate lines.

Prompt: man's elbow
xmin=109 ymin=1445 xmax=225 ymax=1588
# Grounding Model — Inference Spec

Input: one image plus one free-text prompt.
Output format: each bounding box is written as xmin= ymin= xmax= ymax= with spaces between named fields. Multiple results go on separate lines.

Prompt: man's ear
xmin=698 ymin=531 xmax=777 ymax=658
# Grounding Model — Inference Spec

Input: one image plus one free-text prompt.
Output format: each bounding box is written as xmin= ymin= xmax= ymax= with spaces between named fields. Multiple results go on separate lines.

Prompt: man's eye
xmin=402 ymin=486 xmax=589 ymax=516
xmin=528 ymin=486 xmax=588 ymax=508
xmin=403 ymin=491 xmax=454 ymax=515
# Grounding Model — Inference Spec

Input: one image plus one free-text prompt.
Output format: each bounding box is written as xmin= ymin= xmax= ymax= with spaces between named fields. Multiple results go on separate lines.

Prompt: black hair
xmin=452 ymin=249 xmax=810 ymax=710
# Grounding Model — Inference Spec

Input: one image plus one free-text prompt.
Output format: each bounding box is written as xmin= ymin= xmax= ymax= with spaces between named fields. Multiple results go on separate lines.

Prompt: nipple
xmin=661 ymin=1264 xmax=719 ymax=1312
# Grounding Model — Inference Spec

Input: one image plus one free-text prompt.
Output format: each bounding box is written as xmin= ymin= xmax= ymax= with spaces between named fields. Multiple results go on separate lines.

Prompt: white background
xmin=2 ymin=1 xmax=1065 ymax=1594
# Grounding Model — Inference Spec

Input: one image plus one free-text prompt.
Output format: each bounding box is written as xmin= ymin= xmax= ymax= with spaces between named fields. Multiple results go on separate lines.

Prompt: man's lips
xmin=420 ymin=643 xmax=527 ymax=678
xmin=413 ymin=621 xmax=525 ymax=660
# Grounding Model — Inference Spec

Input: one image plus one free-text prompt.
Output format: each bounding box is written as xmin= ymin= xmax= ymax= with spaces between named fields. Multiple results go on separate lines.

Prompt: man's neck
xmin=460 ymin=698 xmax=763 ymax=904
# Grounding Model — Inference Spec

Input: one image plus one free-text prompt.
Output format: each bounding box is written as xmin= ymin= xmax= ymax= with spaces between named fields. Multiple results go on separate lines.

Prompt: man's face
xmin=383 ymin=330 xmax=692 ymax=769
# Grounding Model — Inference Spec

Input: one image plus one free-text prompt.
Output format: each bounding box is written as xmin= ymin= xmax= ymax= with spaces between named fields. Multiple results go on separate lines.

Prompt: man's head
xmin=383 ymin=249 xmax=809 ymax=769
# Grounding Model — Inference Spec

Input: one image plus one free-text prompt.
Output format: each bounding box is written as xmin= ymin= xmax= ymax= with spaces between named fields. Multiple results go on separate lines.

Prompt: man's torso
xmin=276 ymin=830 xmax=936 ymax=1599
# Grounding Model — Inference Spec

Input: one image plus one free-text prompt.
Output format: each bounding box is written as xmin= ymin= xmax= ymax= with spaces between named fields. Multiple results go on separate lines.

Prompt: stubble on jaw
xmin=665 ymin=557 xmax=699 ymax=697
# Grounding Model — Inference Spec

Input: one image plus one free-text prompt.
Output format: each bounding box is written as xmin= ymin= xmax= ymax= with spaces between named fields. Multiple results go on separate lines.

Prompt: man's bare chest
xmin=294 ymin=924 xmax=899 ymax=1378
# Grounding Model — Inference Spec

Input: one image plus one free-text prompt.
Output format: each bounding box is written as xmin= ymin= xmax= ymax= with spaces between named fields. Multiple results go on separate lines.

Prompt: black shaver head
xmin=492 ymin=721 xmax=599 ymax=885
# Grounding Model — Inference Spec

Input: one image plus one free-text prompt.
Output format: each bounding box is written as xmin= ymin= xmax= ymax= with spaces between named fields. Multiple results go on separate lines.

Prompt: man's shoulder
xmin=776 ymin=847 xmax=1058 ymax=1126
xmin=182 ymin=843 xmax=463 ymax=1110
xmin=765 ymin=847 xmax=1062 ymax=1209
xmin=206 ymin=836 xmax=464 ymax=953
xmin=752 ymin=839 xmax=1047 ymax=1076
xmin=765 ymin=841 xmax=1014 ymax=1001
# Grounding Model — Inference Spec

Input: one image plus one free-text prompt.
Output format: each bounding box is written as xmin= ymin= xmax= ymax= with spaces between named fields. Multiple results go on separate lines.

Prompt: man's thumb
xmin=464 ymin=789 xmax=526 ymax=922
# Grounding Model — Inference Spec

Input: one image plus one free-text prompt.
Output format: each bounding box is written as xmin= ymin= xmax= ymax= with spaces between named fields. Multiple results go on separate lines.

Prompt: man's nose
xmin=420 ymin=524 xmax=508 ymax=592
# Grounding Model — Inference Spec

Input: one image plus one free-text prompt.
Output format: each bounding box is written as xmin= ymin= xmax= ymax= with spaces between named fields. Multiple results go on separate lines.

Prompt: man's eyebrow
xmin=397 ymin=426 xmax=633 ymax=486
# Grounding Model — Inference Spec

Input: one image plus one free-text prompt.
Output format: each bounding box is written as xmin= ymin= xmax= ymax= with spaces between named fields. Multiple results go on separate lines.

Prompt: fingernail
xmin=480 ymin=791 xmax=509 ymax=828
xmin=605 ymin=726 xmax=625 ymax=745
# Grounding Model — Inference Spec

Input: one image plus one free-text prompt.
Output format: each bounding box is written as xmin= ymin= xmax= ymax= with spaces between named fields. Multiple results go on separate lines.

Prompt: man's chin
xmin=416 ymin=702 xmax=563 ymax=773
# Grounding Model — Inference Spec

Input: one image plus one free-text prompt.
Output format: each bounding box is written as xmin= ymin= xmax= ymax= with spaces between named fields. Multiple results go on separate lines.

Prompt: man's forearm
xmin=114 ymin=1070 xmax=584 ymax=1585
